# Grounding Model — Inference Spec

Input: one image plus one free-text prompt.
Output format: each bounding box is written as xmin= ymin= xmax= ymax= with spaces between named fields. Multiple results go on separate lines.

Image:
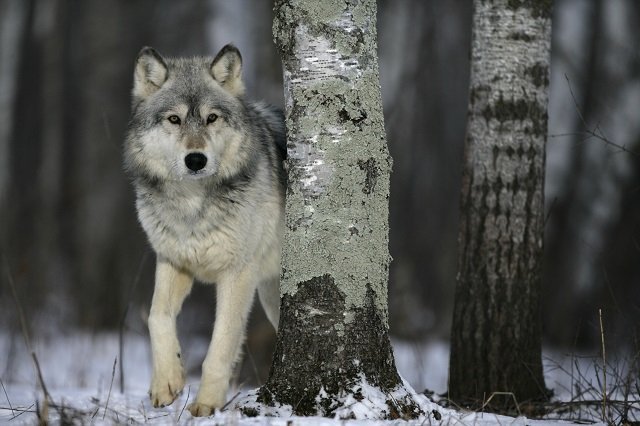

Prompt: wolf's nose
xmin=185 ymin=153 xmax=207 ymax=172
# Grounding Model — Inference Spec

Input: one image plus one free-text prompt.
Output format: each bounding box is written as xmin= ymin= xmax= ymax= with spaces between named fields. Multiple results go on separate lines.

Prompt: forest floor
xmin=0 ymin=332 xmax=637 ymax=425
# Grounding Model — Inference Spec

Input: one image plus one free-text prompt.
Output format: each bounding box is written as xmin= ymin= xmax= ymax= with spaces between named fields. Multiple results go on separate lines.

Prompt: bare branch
xmin=103 ymin=357 xmax=117 ymax=420
xmin=556 ymin=74 xmax=640 ymax=157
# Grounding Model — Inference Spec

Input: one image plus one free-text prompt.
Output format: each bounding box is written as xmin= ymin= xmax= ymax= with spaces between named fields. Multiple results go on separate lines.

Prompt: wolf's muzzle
xmin=185 ymin=152 xmax=208 ymax=172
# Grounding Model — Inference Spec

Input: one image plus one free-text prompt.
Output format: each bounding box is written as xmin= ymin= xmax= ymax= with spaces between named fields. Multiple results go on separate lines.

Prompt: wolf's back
xmin=246 ymin=101 xmax=287 ymax=191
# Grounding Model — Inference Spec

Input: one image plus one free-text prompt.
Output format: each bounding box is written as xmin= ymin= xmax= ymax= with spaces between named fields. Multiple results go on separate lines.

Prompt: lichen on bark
xmin=275 ymin=0 xmax=391 ymax=318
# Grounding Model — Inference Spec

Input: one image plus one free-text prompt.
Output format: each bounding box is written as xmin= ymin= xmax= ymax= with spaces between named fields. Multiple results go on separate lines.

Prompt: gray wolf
xmin=124 ymin=44 xmax=285 ymax=417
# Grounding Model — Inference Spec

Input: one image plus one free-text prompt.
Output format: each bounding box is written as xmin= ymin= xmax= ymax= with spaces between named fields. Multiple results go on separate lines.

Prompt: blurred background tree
xmin=1 ymin=0 xmax=639 ymax=385
xmin=448 ymin=0 xmax=551 ymax=408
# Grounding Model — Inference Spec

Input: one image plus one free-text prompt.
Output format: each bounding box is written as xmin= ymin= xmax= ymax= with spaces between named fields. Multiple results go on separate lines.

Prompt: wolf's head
xmin=125 ymin=44 xmax=254 ymax=183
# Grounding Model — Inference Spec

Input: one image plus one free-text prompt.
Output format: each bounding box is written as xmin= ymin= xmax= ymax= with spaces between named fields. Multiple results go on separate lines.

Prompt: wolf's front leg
xmin=188 ymin=268 xmax=257 ymax=417
xmin=148 ymin=259 xmax=193 ymax=408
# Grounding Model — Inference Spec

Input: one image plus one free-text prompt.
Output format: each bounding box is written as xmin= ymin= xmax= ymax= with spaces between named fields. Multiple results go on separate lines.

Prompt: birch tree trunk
xmin=248 ymin=0 xmax=424 ymax=419
xmin=448 ymin=0 xmax=552 ymax=409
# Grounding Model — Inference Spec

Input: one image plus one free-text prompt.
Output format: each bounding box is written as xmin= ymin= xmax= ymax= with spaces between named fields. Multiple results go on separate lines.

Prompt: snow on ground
xmin=0 ymin=332 xmax=629 ymax=425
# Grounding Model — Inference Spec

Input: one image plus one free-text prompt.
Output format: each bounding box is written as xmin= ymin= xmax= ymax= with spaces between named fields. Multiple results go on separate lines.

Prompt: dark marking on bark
xmin=506 ymin=0 xmax=553 ymax=19
xmin=508 ymin=31 xmax=533 ymax=42
xmin=338 ymin=108 xmax=367 ymax=128
xmin=524 ymin=62 xmax=550 ymax=88
xmin=481 ymin=93 xmax=548 ymax=137
xmin=469 ymin=84 xmax=491 ymax=107
xmin=358 ymin=157 xmax=378 ymax=194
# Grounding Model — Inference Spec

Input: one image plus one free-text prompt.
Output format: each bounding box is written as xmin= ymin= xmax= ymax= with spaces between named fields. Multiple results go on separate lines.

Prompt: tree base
xmin=255 ymin=275 xmax=428 ymax=418
xmin=233 ymin=376 xmax=441 ymax=421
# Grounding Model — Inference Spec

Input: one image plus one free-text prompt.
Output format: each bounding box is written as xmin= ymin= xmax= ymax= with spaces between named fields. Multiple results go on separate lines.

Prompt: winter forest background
xmin=1 ymin=0 xmax=639 ymax=396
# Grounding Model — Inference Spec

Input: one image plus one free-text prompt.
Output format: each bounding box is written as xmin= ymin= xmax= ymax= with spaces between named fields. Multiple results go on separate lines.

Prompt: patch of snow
xmin=0 ymin=332 xmax=634 ymax=425
xmin=231 ymin=373 xmax=445 ymax=422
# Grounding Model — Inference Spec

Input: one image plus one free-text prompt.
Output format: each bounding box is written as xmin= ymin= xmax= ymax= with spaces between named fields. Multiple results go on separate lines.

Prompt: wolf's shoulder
xmin=247 ymin=101 xmax=286 ymax=161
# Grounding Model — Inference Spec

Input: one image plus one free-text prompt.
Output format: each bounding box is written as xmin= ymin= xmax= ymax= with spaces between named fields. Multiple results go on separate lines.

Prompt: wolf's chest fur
xmin=136 ymin=180 xmax=264 ymax=283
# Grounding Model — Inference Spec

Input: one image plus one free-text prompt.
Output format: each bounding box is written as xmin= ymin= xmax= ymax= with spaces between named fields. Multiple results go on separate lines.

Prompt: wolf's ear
xmin=133 ymin=47 xmax=168 ymax=99
xmin=211 ymin=44 xmax=244 ymax=96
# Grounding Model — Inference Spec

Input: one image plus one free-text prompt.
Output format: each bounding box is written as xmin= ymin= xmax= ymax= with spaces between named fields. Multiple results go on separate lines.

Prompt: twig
xmin=119 ymin=251 xmax=149 ymax=393
xmin=103 ymin=357 xmax=117 ymax=420
xmin=480 ymin=392 xmax=522 ymax=417
xmin=91 ymin=405 xmax=100 ymax=419
xmin=89 ymin=398 xmax=141 ymax=425
xmin=3 ymin=257 xmax=52 ymax=404
xmin=35 ymin=397 xmax=48 ymax=426
xmin=6 ymin=403 xmax=36 ymax=421
xmin=560 ymin=74 xmax=639 ymax=157
xmin=0 ymin=377 xmax=13 ymax=415
xmin=177 ymin=385 xmax=191 ymax=422
xmin=139 ymin=400 xmax=148 ymax=423
xmin=541 ymin=349 xmax=640 ymax=423
xmin=220 ymin=389 xmax=241 ymax=412
xmin=622 ymin=351 xmax=640 ymax=422
xmin=598 ymin=309 xmax=607 ymax=423
xmin=571 ymin=322 xmax=581 ymax=403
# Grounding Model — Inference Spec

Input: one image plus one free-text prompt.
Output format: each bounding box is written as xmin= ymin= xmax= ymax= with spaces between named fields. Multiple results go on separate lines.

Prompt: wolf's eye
xmin=206 ymin=113 xmax=219 ymax=124
xmin=167 ymin=115 xmax=181 ymax=125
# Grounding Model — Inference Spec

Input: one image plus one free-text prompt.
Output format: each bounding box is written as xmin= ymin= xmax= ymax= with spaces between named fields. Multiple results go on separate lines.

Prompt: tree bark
xmin=247 ymin=0 xmax=423 ymax=419
xmin=448 ymin=0 xmax=552 ymax=409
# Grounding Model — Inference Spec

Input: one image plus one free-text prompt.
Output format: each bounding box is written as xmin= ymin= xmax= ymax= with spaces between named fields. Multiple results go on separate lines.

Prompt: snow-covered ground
xmin=0 ymin=332 xmax=635 ymax=424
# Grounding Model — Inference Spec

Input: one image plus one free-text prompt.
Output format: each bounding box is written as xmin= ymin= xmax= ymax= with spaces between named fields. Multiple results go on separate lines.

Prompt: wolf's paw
xmin=149 ymin=367 xmax=185 ymax=408
xmin=188 ymin=383 xmax=226 ymax=416
xmin=187 ymin=401 xmax=215 ymax=417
